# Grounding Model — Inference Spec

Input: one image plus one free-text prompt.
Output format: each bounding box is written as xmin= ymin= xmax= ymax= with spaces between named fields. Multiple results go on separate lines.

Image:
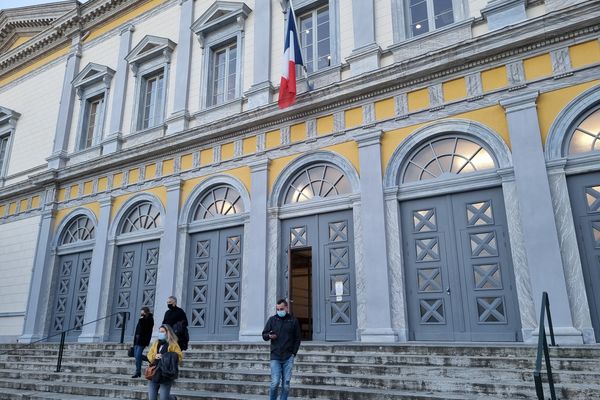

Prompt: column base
xmin=359 ymin=328 xmax=398 ymax=343
xmin=46 ymin=152 xmax=68 ymax=170
xmin=245 ymin=82 xmax=274 ymax=110
xmin=238 ymin=329 xmax=265 ymax=343
xmin=529 ymin=326 xmax=583 ymax=345
xmin=18 ymin=333 xmax=44 ymax=344
xmin=347 ymin=43 xmax=381 ymax=77
xmin=165 ymin=111 xmax=191 ymax=135
xmin=101 ymin=133 xmax=123 ymax=155
xmin=77 ymin=333 xmax=104 ymax=343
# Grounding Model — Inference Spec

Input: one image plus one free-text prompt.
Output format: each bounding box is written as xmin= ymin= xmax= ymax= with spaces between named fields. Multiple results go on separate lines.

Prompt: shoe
xmin=131 ymin=373 xmax=141 ymax=378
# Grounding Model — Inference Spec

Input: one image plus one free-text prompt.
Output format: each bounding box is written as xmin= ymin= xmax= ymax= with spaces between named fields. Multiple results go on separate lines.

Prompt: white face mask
xmin=158 ymin=332 xmax=167 ymax=341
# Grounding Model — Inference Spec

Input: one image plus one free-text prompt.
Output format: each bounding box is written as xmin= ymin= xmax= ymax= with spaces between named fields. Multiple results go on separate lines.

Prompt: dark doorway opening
xmin=289 ymin=247 xmax=313 ymax=341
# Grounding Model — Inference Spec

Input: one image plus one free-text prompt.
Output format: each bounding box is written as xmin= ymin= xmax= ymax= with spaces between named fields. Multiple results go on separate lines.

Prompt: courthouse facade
xmin=0 ymin=0 xmax=599 ymax=345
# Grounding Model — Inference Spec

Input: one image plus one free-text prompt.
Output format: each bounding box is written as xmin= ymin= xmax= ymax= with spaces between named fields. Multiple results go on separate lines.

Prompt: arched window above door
xmin=568 ymin=108 xmax=600 ymax=156
xmin=284 ymin=163 xmax=351 ymax=204
xmin=60 ymin=215 xmax=95 ymax=246
xmin=192 ymin=185 xmax=244 ymax=220
xmin=402 ymin=136 xmax=496 ymax=184
xmin=120 ymin=201 xmax=161 ymax=234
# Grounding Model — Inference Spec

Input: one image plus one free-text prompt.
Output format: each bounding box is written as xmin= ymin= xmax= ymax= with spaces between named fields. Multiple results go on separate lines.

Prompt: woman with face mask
xmin=146 ymin=324 xmax=183 ymax=400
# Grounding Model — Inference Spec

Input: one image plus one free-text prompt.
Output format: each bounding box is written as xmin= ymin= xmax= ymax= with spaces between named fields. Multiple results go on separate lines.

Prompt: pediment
xmin=72 ymin=62 xmax=115 ymax=89
xmin=0 ymin=106 xmax=20 ymax=128
xmin=191 ymin=1 xmax=252 ymax=36
xmin=126 ymin=35 xmax=176 ymax=66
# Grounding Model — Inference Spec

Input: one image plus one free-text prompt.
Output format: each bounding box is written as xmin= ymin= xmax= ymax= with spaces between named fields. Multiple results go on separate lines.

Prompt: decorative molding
xmin=191 ymin=1 xmax=252 ymax=48
xmin=125 ymin=35 xmax=176 ymax=75
xmin=72 ymin=62 xmax=115 ymax=95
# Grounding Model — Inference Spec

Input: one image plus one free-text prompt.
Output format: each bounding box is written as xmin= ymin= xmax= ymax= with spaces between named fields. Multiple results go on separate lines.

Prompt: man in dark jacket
xmin=162 ymin=296 xmax=189 ymax=351
xmin=132 ymin=306 xmax=154 ymax=378
xmin=262 ymin=298 xmax=301 ymax=400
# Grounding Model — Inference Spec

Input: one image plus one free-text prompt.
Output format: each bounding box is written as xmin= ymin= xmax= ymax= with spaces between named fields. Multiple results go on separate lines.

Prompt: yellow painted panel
xmin=54 ymin=202 xmax=100 ymax=232
xmin=180 ymin=154 xmax=193 ymax=171
xmin=200 ymin=149 xmax=213 ymax=165
xmin=481 ymin=66 xmax=508 ymax=92
xmin=19 ymin=199 xmax=28 ymax=212
xmin=317 ymin=115 xmax=334 ymax=135
xmin=0 ymin=44 xmax=69 ymax=87
xmin=180 ymin=166 xmax=251 ymax=208
xmin=569 ymin=40 xmax=600 ymax=69
xmin=291 ymin=123 xmax=306 ymax=143
xmin=407 ymin=88 xmax=430 ymax=112
xmin=266 ymin=130 xmax=280 ymax=149
xmin=0 ymin=205 xmax=4 ymax=216
xmin=113 ymin=172 xmax=123 ymax=188
xmin=57 ymin=188 xmax=66 ymax=203
xmin=8 ymin=202 xmax=17 ymax=215
xmin=221 ymin=143 xmax=235 ymax=161
xmin=70 ymin=185 xmax=79 ymax=199
xmin=83 ymin=181 xmax=94 ymax=196
xmin=145 ymin=164 xmax=157 ymax=180
xmin=111 ymin=186 xmax=166 ymax=221
xmin=268 ymin=154 xmax=298 ymax=194
xmin=381 ymin=122 xmax=428 ymax=175
xmin=84 ymin=0 xmax=166 ymax=42
xmin=162 ymin=159 xmax=175 ymax=175
xmin=450 ymin=105 xmax=511 ymax=148
xmin=524 ymin=53 xmax=553 ymax=81
xmin=31 ymin=196 xmax=40 ymax=209
xmin=345 ymin=107 xmax=363 ymax=128
xmin=128 ymin=168 xmax=140 ymax=185
xmin=442 ymin=78 xmax=467 ymax=102
xmin=537 ymin=79 xmax=600 ymax=144
xmin=8 ymin=36 xmax=34 ymax=50
xmin=322 ymin=141 xmax=360 ymax=175
xmin=375 ymin=98 xmax=395 ymax=121
xmin=243 ymin=136 xmax=256 ymax=155
xmin=97 ymin=177 xmax=108 ymax=192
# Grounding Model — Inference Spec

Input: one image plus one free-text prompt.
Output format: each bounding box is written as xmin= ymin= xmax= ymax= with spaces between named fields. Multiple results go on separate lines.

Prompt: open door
xmin=288 ymin=246 xmax=313 ymax=341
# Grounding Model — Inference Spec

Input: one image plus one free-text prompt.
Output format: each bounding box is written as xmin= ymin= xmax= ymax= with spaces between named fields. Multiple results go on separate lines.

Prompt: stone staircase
xmin=0 ymin=342 xmax=599 ymax=399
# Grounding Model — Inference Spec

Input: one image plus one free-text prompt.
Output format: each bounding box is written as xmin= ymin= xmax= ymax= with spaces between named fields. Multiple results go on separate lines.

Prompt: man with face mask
xmin=161 ymin=296 xmax=189 ymax=351
xmin=262 ymin=298 xmax=301 ymax=400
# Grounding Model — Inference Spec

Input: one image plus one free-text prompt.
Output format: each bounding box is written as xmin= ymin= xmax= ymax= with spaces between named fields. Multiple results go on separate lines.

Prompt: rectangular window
xmin=408 ymin=0 xmax=454 ymax=37
xmin=299 ymin=5 xmax=330 ymax=74
xmin=209 ymin=43 xmax=237 ymax=107
xmin=81 ymin=96 xmax=103 ymax=150
xmin=0 ymin=135 xmax=8 ymax=174
xmin=140 ymin=71 xmax=165 ymax=130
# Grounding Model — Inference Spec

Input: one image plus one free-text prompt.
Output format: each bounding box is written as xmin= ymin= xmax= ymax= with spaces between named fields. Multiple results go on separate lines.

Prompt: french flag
xmin=278 ymin=4 xmax=304 ymax=109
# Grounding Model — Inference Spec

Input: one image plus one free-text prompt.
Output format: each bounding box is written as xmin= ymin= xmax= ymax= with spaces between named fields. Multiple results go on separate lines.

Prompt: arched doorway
xmin=109 ymin=198 xmax=162 ymax=341
xmin=272 ymin=152 xmax=360 ymax=341
xmin=50 ymin=212 xmax=96 ymax=341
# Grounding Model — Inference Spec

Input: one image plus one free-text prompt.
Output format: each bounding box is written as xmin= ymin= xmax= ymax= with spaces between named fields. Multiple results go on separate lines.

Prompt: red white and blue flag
xmin=278 ymin=4 xmax=304 ymax=109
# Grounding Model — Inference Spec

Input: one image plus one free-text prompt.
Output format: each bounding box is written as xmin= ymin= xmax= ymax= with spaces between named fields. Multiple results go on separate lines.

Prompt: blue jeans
xmin=269 ymin=356 xmax=295 ymax=400
xmin=148 ymin=380 xmax=174 ymax=400
xmin=134 ymin=345 xmax=145 ymax=375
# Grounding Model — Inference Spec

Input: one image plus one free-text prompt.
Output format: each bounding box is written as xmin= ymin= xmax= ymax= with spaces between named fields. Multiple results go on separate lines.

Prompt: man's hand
xmin=268 ymin=333 xmax=277 ymax=340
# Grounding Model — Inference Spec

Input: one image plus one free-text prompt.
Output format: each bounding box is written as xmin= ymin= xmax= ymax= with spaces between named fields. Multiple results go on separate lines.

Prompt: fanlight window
xmin=284 ymin=164 xmax=351 ymax=204
xmin=192 ymin=185 xmax=244 ymax=221
xmin=120 ymin=201 xmax=161 ymax=234
xmin=568 ymin=108 xmax=600 ymax=155
xmin=402 ymin=136 xmax=496 ymax=184
xmin=60 ymin=216 xmax=95 ymax=246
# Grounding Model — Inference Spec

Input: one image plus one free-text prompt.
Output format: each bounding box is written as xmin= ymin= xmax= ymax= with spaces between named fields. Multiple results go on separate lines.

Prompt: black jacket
xmin=156 ymin=352 xmax=179 ymax=383
xmin=262 ymin=313 xmax=301 ymax=361
xmin=162 ymin=306 xmax=189 ymax=350
xmin=133 ymin=313 xmax=154 ymax=347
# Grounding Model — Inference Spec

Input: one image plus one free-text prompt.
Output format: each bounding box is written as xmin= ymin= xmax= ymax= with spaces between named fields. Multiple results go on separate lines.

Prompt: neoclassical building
xmin=0 ymin=0 xmax=599 ymax=345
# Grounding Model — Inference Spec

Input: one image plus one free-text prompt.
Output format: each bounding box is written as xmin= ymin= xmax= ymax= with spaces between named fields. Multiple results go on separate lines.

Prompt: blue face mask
xmin=158 ymin=332 xmax=167 ymax=341
xmin=277 ymin=310 xmax=287 ymax=318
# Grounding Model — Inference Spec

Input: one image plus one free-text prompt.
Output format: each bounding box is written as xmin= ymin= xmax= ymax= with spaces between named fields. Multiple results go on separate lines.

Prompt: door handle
xmin=446 ymin=287 xmax=451 ymax=295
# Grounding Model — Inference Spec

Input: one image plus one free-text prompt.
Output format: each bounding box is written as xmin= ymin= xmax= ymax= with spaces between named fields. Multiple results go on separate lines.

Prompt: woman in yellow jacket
xmin=147 ymin=324 xmax=183 ymax=400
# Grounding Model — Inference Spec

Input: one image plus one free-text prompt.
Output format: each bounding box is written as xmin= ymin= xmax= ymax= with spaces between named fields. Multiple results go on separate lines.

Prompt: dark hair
xmin=141 ymin=307 xmax=150 ymax=314
xmin=276 ymin=298 xmax=288 ymax=306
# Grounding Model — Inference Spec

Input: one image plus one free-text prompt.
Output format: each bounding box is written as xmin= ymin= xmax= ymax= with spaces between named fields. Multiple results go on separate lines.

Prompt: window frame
xmin=0 ymin=107 xmax=20 ymax=187
xmin=207 ymin=40 xmax=239 ymax=107
xmin=297 ymin=4 xmax=331 ymax=74
xmin=138 ymin=69 xmax=166 ymax=130
xmin=391 ymin=0 xmax=468 ymax=43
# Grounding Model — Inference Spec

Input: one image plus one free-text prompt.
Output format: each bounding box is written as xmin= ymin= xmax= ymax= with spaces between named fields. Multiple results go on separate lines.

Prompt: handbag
xmin=127 ymin=346 xmax=134 ymax=358
xmin=144 ymin=364 xmax=158 ymax=380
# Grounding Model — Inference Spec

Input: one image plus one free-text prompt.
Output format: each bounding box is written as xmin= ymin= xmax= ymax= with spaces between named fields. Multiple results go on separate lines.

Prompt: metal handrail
xmin=533 ymin=292 xmax=557 ymax=400
xmin=0 ymin=311 xmax=129 ymax=373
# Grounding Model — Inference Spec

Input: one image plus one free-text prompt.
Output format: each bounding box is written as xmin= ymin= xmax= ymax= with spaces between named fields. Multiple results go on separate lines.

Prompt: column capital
xmin=354 ymin=129 xmax=383 ymax=148
xmin=164 ymin=178 xmax=183 ymax=191
xmin=499 ymin=91 xmax=539 ymax=113
xmin=120 ymin=24 xmax=135 ymax=35
xmin=98 ymin=195 xmax=114 ymax=207
xmin=249 ymin=158 xmax=270 ymax=172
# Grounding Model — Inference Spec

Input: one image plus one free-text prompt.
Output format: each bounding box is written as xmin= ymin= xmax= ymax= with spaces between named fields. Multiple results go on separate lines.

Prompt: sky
xmin=1 ymin=0 xmax=89 ymax=9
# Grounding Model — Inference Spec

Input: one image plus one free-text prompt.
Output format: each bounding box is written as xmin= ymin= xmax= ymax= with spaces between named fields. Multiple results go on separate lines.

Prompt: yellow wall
xmin=54 ymin=202 xmax=100 ymax=232
xmin=266 ymin=129 xmax=280 ymax=149
xmin=83 ymin=181 xmax=94 ymax=196
xmin=162 ymin=159 xmax=175 ymax=175
xmin=180 ymin=153 xmax=194 ymax=171
xmin=381 ymin=122 xmax=428 ymax=175
xmin=221 ymin=143 xmax=235 ymax=161
xmin=0 ymin=44 xmax=69 ymax=87
xmin=523 ymin=53 xmax=553 ymax=81
xmin=375 ymin=98 xmax=395 ymax=121
xmin=442 ymin=78 xmax=467 ymax=102
xmin=243 ymin=136 xmax=257 ymax=155
xmin=451 ymin=105 xmax=511 ymax=148
xmin=145 ymin=164 xmax=157 ymax=180
xmin=317 ymin=115 xmax=334 ymax=135
xmin=407 ymin=88 xmax=429 ymax=111
xmin=111 ymin=186 xmax=166 ymax=221
xmin=481 ymin=66 xmax=508 ymax=92
xmin=290 ymin=123 xmax=306 ymax=143
xmin=569 ymin=40 xmax=600 ymax=69
xmin=345 ymin=107 xmax=363 ymax=128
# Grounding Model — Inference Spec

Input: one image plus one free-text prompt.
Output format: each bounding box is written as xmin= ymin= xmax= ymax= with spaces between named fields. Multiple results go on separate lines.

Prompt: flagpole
xmin=288 ymin=0 xmax=313 ymax=91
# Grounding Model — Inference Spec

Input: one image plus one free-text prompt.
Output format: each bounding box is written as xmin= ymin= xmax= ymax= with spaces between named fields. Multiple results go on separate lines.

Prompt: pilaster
xmin=348 ymin=0 xmax=380 ymax=76
xmin=246 ymin=0 xmax=272 ymax=109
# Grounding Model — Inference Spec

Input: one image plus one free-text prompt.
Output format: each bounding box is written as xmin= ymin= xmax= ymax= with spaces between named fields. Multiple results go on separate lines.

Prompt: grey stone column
xmin=20 ymin=187 xmax=57 ymax=343
xmin=347 ymin=0 xmax=380 ymax=76
xmin=79 ymin=196 xmax=113 ymax=343
xmin=500 ymin=91 xmax=582 ymax=344
xmin=239 ymin=159 xmax=270 ymax=341
xmin=246 ymin=0 xmax=273 ymax=109
xmin=154 ymin=179 xmax=182 ymax=325
xmin=166 ymin=0 xmax=195 ymax=134
xmin=355 ymin=130 xmax=397 ymax=342
xmin=102 ymin=25 xmax=134 ymax=155
xmin=47 ymin=37 xmax=82 ymax=169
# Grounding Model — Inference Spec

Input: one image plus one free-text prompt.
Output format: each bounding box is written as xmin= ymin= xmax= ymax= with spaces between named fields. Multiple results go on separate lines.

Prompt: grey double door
xmin=50 ymin=252 xmax=92 ymax=341
xmin=110 ymin=240 xmax=159 ymax=342
xmin=281 ymin=210 xmax=357 ymax=341
xmin=568 ymin=172 xmax=600 ymax=342
xmin=401 ymin=187 xmax=521 ymax=341
xmin=187 ymin=226 xmax=243 ymax=341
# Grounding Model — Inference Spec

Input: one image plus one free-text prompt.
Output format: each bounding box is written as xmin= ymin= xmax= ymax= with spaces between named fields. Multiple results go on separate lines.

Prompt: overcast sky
xmin=1 ymin=0 xmax=89 ymax=9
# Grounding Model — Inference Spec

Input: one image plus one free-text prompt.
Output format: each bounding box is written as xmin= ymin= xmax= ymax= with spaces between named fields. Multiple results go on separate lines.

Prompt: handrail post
xmin=534 ymin=291 xmax=558 ymax=400
xmin=545 ymin=293 xmax=556 ymax=347
xmin=55 ymin=331 xmax=66 ymax=373
xmin=120 ymin=311 xmax=128 ymax=344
